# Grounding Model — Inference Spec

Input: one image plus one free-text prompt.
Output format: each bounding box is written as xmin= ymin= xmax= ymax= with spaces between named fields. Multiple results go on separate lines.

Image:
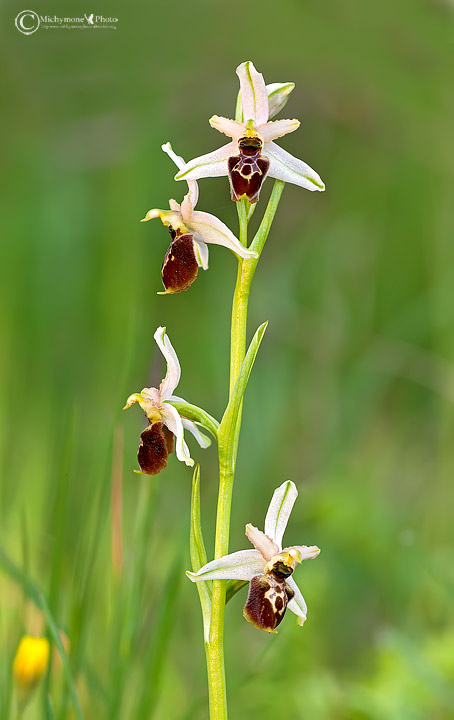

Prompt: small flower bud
xmin=13 ymin=635 xmax=50 ymax=710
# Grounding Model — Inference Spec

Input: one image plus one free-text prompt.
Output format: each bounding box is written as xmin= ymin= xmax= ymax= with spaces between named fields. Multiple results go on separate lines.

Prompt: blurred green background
xmin=1 ymin=0 xmax=453 ymax=717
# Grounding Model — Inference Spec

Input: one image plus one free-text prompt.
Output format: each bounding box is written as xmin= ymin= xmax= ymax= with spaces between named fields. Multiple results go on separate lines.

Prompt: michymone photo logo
xmin=14 ymin=10 xmax=118 ymax=33
xmin=15 ymin=10 xmax=40 ymax=34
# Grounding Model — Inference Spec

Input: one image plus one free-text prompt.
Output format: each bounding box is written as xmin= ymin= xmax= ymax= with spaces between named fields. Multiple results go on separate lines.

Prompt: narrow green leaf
xmin=226 ymin=579 xmax=248 ymax=604
xmin=167 ymin=401 xmax=219 ymax=439
xmin=190 ymin=465 xmax=208 ymax=573
xmin=0 ymin=545 xmax=84 ymax=720
xmin=250 ymin=180 xmax=285 ymax=257
xmin=219 ymin=321 xmax=268 ymax=446
xmin=190 ymin=465 xmax=211 ymax=642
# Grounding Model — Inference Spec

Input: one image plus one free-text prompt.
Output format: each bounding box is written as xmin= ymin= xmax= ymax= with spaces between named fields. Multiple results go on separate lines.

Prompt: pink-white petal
xmin=209 ymin=115 xmax=245 ymax=142
xmin=160 ymin=403 xmax=193 ymax=466
xmin=180 ymin=193 xmax=195 ymax=224
xmin=266 ymin=82 xmax=295 ymax=120
xmin=175 ymin=143 xmax=236 ymax=181
xmin=245 ymin=524 xmax=279 ymax=561
xmin=264 ymin=141 xmax=325 ymax=191
xmin=140 ymin=386 xmax=161 ymax=405
xmin=257 ymin=119 xmax=300 ymax=144
xmin=180 ymin=417 xmax=211 ymax=449
xmin=286 ymin=576 xmax=308 ymax=626
xmin=236 ymin=61 xmax=269 ymax=126
xmin=154 ymin=326 xmax=181 ymax=400
xmin=187 ymin=549 xmax=265 ymax=582
xmin=168 ymin=199 xmax=181 ymax=212
xmin=264 ymin=480 xmax=298 ymax=549
xmin=188 ymin=211 xmax=257 ymax=260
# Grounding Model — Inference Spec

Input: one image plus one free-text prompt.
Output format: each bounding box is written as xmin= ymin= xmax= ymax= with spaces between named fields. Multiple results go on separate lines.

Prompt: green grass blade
xmin=46 ymin=693 xmax=57 ymax=720
xmin=134 ymin=550 xmax=183 ymax=719
xmin=0 ymin=545 xmax=84 ymax=720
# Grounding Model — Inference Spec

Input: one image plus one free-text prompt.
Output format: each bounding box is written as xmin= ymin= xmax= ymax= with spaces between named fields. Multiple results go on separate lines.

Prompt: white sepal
xmin=189 ymin=211 xmax=257 ymax=260
xmin=264 ymin=480 xmax=298 ymax=549
xmin=181 ymin=417 xmax=211 ymax=449
xmin=264 ymin=141 xmax=325 ymax=191
xmin=154 ymin=326 xmax=181 ymax=400
xmin=236 ymin=61 xmax=269 ymax=126
xmin=187 ymin=549 xmax=265 ymax=582
xmin=266 ymin=82 xmax=295 ymax=119
xmin=175 ymin=142 xmax=236 ymax=181
xmin=286 ymin=576 xmax=308 ymax=626
xmin=161 ymin=403 xmax=193 ymax=467
xmin=162 ymin=142 xmax=199 ymax=212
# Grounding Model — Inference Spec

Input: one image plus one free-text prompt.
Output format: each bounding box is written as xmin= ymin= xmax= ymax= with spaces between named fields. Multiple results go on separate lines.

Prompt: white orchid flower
xmin=175 ymin=61 xmax=325 ymax=204
xmin=124 ymin=326 xmax=210 ymax=474
xmin=141 ymin=143 xmax=257 ymax=293
xmin=187 ymin=480 xmax=320 ymax=632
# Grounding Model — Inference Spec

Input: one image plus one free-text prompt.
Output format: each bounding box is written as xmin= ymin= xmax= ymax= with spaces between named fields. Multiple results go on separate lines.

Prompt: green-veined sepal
xmin=167 ymin=399 xmax=219 ymax=440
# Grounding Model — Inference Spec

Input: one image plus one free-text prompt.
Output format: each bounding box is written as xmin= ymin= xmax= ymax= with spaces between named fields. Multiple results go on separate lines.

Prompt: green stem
xmin=204 ymin=181 xmax=285 ymax=719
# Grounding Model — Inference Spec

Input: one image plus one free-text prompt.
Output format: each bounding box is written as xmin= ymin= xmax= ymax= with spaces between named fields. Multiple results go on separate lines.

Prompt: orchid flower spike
xmin=187 ymin=481 xmax=320 ymax=632
xmin=175 ymin=61 xmax=325 ymax=204
xmin=141 ymin=143 xmax=257 ymax=294
xmin=124 ymin=326 xmax=210 ymax=475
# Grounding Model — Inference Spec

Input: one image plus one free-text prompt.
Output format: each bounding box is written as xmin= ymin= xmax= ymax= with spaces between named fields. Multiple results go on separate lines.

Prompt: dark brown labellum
xmin=243 ymin=574 xmax=295 ymax=633
xmin=137 ymin=421 xmax=174 ymax=475
xmin=228 ymin=135 xmax=270 ymax=204
xmin=161 ymin=232 xmax=199 ymax=293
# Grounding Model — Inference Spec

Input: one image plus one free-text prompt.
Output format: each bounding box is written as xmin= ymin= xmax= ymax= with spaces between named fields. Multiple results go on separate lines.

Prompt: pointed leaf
xmin=189 ymin=466 xmax=212 ymax=641
xmin=219 ymin=321 xmax=268 ymax=446
xmin=190 ymin=465 xmax=208 ymax=573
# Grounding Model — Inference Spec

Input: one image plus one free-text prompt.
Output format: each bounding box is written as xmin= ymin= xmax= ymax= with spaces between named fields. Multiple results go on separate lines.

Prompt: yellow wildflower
xmin=13 ymin=635 xmax=49 ymax=693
